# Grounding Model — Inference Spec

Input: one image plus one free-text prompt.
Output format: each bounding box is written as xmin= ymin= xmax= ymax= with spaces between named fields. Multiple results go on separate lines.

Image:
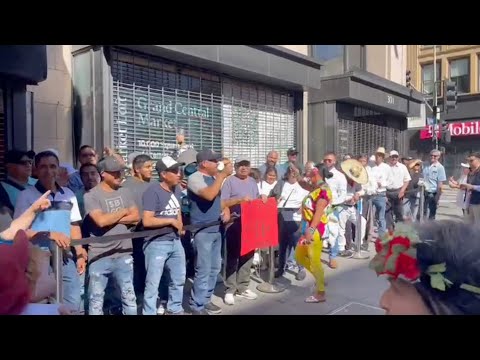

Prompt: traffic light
xmin=406 ymin=70 xmax=412 ymax=88
xmin=441 ymin=122 xmax=451 ymax=143
xmin=444 ymin=81 xmax=457 ymax=112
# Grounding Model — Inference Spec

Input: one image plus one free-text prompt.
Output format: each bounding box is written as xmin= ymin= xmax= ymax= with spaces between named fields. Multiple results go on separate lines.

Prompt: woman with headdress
xmin=371 ymin=220 xmax=480 ymax=315
xmin=295 ymin=163 xmax=333 ymax=303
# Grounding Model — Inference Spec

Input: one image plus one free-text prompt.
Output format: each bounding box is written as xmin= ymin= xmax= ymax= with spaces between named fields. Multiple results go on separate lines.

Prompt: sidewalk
xmin=197 ymin=189 xmax=462 ymax=315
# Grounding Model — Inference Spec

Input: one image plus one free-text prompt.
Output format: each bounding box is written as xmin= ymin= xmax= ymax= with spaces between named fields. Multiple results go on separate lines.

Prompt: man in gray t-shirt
xmin=221 ymin=157 xmax=263 ymax=306
xmin=83 ymin=156 xmax=140 ymax=315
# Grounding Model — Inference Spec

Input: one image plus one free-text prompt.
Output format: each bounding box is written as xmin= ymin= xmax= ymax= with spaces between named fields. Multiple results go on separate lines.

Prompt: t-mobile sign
xmin=420 ymin=120 xmax=480 ymax=139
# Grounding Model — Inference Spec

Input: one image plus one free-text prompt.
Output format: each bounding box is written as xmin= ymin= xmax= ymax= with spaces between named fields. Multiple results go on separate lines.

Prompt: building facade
xmin=307 ymin=45 xmax=423 ymax=162
xmin=406 ymin=45 xmax=480 ymax=176
xmin=0 ymin=46 xmax=47 ymax=175
xmin=69 ymin=45 xmax=321 ymax=167
xmin=10 ymin=45 xmax=429 ymax=170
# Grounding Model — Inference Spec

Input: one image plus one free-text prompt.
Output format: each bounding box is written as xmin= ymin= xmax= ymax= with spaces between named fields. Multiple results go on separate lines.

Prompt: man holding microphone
xmin=187 ymin=149 xmax=233 ymax=315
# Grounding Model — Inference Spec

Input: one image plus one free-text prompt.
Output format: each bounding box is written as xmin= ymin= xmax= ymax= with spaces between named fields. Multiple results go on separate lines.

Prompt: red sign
xmin=240 ymin=198 xmax=279 ymax=256
xmin=420 ymin=120 xmax=480 ymax=140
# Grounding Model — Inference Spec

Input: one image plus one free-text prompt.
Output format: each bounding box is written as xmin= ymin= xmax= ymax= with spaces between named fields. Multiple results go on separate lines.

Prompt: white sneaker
xmin=157 ymin=300 xmax=167 ymax=315
xmin=236 ymin=289 xmax=258 ymax=300
xmin=224 ymin=293 xmax=235 ymax=305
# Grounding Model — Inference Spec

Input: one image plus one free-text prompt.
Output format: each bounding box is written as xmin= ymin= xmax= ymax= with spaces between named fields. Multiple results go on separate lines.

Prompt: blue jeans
xmin=279 ymin=220 xmax=303 ymax=271
xmin=424 ymin=192 xmax=439 ymax=220
xmin=63 ymin=257 xmax=82 ymax=312
xmin=371 ymin=195 xmax=387 ymax=235
xmin=143 ymin=239 xmax=186 ymax=315
xmin=88 ymin=255 xmax=137 ymax=315
xmin=189 ymin=231 xmax=223 ymax=312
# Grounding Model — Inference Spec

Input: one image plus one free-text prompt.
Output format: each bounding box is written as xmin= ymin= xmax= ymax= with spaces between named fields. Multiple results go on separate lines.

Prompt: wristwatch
xmin=308 ymin=227 xmax=316 ymax=235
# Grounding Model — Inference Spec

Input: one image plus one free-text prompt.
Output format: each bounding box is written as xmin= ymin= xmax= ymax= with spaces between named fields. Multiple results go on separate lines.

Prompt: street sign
xmin=407 ymin=103 xmax=426 ymax=129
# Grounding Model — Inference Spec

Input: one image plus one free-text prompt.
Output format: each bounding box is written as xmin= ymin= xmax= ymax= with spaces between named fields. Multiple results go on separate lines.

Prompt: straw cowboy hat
xmin=341 ymin=159 xmax=369 ymax=185
xmin=409 ymin=159 xmax=423 ymax=169
xmin=375 ymin=147 xmax=386 ymax=155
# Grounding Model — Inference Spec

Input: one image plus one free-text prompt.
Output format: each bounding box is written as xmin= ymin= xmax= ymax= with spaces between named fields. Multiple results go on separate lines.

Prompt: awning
xmin=115 ymin=45 xmax=323 ymax=91
xmin=0 ymin=45 xmax=47 ymax=85
xmin=309 ymin=67 xmax=424 ymax=117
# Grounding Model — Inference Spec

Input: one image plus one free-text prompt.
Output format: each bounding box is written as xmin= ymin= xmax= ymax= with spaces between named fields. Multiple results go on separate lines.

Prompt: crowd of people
xmin=0 ymin=140 xmax=479 ymax=315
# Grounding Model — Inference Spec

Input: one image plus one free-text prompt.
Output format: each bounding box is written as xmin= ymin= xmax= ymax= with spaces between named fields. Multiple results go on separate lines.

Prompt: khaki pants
xmin=466 ymin=204 xmax=480 ymax=224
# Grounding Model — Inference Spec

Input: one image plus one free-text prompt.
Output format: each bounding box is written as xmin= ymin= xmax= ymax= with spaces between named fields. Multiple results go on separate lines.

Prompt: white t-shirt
xmin=258 ymin=181 xmax=277 ymax=196
xmin=388 ymin=163 xmax=411 ymax=190
xmin=278 ymin=182 xmax=309 ymax=209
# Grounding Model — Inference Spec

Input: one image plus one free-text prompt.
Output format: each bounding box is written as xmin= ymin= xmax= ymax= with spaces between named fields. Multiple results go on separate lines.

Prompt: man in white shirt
xmin=323 ymin=152 xmax=348 ymax=267
xmin=386 ymin=150 xmax=411 ymax=230
xmin=368 ymin=147 xmax=391 ymax=236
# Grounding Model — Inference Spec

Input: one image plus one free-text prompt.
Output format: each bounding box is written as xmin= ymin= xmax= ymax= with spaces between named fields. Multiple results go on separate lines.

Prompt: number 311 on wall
xmin=387 ymin=95 xmax=394 ymax=104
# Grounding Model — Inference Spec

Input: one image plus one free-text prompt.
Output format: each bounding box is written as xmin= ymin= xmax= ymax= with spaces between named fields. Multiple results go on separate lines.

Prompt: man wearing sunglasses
xmin=422 ymin=149 xmax=446 ymax=220
xmin=1 ymin=150 xmax=37 ymax=212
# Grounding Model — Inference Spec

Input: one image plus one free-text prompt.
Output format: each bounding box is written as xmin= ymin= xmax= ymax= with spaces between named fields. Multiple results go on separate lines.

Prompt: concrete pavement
xmin=196 ymin=188 xmax=463 ymax=315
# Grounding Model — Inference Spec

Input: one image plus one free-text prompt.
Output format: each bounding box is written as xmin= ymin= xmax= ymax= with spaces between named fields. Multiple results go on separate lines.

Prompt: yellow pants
xmin=295 ymin=230 xmax=325 ymax=293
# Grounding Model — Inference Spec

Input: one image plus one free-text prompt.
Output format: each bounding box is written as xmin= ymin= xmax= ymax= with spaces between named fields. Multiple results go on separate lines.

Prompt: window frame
xmin=421 ymin=61 xmax=442 ymax=96
xmin=449 ymin=57 xmax=470 ymax=94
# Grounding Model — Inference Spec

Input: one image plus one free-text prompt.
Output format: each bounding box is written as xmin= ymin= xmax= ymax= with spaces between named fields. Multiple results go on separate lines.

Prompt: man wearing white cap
xmin=386 ymin=150 xmax=411 ymax=229
xmin=422 ymin=149 xmax=446 ymax=220
xmin=368 ymin=147 xmax=391 ymax=236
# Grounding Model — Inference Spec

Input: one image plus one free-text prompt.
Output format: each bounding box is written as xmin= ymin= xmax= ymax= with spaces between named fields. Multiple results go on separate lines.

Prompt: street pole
xmin=433 ymin=45 xmax=439 ymax=150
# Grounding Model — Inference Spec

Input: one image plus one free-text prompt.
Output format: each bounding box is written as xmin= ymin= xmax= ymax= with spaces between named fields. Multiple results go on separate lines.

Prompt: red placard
xmin=240 ymin=198 xmax=279 ymax=256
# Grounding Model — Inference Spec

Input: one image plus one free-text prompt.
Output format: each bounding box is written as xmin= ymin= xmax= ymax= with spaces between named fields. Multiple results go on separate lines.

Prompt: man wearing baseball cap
xmin=386 ymin=150 xmax=411 ymax=229
xmin=141 ymin=156 xmax=186 ymax=315
xmin=278 ymin=148 xmax=302 ymax=179
xmin=1 ymin=150 xmax=37 ymax=212
xmin=187 ymin=149 xmax=233 ymax=315
xmin=82 ymin=155 xmax=139 ymax=315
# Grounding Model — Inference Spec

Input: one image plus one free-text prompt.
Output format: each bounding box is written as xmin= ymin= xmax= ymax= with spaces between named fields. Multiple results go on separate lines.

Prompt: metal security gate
xmin=337 ymin=104 xmax=403 ymax=157
xmin=112 ymin=82 xmax=295 ymax=167
xmin=110 ymin=49 xmax=296 ymax=167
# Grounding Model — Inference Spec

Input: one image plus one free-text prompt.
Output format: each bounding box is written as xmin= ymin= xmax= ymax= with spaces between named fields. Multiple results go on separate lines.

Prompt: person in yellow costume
xmin=295 ymin=163 xmax=333 ymax=303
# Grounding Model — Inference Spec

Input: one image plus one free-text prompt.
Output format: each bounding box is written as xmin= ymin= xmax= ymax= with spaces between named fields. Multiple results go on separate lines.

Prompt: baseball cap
xmin=287 ymin=147 xmax=298 ymax=156
xmin=196 ymin=149 xmax=222 ymax=163
xmin=5 ymin=150 xmax=35 ymax=164
xmin=389 ymin=150 xmax=399 ymax=157
xmin=402 ymin=156 xmax=413 ymax=161
xmin=0 ymin=230 xmax=31 ymax=315
xmin=461 ymin=163 xmax=470 ymax=168
xmin=97 ymin=156 xmax=128 ymax=173
xmin=235 ymin=157 xmax=250 ymax=165
xmin=155 ymin=156 xmax=185 ymax=173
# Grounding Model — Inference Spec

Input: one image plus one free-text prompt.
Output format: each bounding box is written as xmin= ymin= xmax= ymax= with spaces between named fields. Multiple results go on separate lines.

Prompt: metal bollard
xmin=350 ymin=198 xmax=370 ymax=260
xmin=52 ymin=244 xmax=64 ymax=303
xmin=257 ymin=246 xmax=286 ymax=293
xmin=419 ymin=185 xmax=425 ymax=223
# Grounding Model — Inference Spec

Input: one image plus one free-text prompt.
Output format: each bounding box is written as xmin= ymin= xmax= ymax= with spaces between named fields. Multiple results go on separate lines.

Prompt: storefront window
xmin=312 ymin=45 xmax=345 ymax=77
xmin=450 ymin=58 xmax=470 ymax=94
xmin=421 ymin=62 xmax=441 ymax=96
